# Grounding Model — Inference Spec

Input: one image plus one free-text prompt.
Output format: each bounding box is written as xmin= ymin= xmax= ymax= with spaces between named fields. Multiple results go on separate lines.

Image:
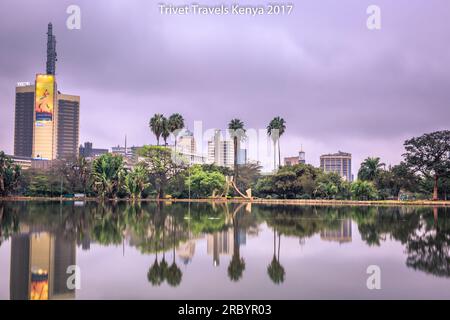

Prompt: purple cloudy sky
xmin=0 ymin=0 xmax=449 ymax=173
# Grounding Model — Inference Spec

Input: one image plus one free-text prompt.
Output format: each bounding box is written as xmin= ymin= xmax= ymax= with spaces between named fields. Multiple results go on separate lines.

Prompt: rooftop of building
xmin=320 ymin=151 xmax=352 ymax=158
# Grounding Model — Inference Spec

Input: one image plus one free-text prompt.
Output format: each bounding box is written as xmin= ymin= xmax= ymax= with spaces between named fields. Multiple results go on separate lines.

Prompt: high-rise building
xmin=207 ymin=129 xmax=246 ymax=168
xmin=237 ymin=148 xmax=247 ymax=165
xmin=32 ymin=74 xmax=58 ymax=160
xmin=14 ymin=83 xmax=34 ymax=157
xmin=177 ymin=129 xmax=196 ymax=154
xmin=14 ymin=23 xmax=80 ymax=161
xmin=56 ymin=94 xmax=80 ymax=159
xmin=320 ymin=151 xmax=353 ymax=181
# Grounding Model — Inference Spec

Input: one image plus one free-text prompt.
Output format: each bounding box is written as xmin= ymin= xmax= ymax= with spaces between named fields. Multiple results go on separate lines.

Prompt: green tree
xmin=59 ymin=156 xmax=90 ymax=194
xmin=228 ymin=119 xmax=246 ymax=184
xmin=186 ymin=165 xmax=226 ymax=198
xmin=0 ymin=152 xmax=21 ymax=197
xmin=403 ymin=130 xmax=450 ymax=200
xmin=149 ymin=114 xmax=165 ymax=146
xmin=358 ymin=157 xmax=385 ymax=181
xmin=139 ymin=145 xmax=184 ymax=199
xmin=315 ymin=182 xmax=338 ymax=199
xmin=351 ymin=180 xmax=378 ymax=200
xmin=235 ymin=162 xmax=262 ymax=194
xmin=375 ymin=162 xmax=419 ymax=199
xmin=315 ymin=172 xmax=344 ymax=199
xmin=91 ymin=153 xmax=125 ymax=198
xmin=267 ymin=117 xmax=286 ymax=170
xmin=123 ymin=164 xmax=150 ymax=200
xmin=168 ymin=113 xmax=185 ymax=150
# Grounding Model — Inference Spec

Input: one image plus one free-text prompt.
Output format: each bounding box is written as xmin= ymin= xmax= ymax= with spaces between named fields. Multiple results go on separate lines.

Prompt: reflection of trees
xmin=255 ymin=205 xmax=344 ymax=241
xmin=405 ymin=208 xmax=450 ymax=277
xmin=227 ymin=204 xmax=246 ymax=282
xmin=166 ymin=216 xmax=182 ymax=287
xmin=267 ymin=228 xmax=285 ymax=284
xmin=4 ymin=201 xmax=450 ymax=281
xmin=0 ymin=203 xmax=20 ymax=246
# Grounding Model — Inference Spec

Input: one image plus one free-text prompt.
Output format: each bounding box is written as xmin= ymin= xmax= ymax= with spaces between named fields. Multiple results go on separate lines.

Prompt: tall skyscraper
xmin=14 ymin=23 xmax=80 ymax=160
xmin=177 ymin=129 xmax=196 ymax=154
xmin=32 ymin=74 xmax=57 ymax=160
xmin=56 ymin=94 xmax=80 ymax=159
xmin=320 ymin=151 xmax=353 ymax=181
xmin=207 ymin=129 xmax=246 ymax=168
xmin=14 ymin=83 xmax=34 ymax=157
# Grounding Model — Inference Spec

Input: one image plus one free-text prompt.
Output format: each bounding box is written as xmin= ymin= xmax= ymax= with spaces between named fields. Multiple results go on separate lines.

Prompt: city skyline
xmin=1 ymin=0 xmax=449 ymax=174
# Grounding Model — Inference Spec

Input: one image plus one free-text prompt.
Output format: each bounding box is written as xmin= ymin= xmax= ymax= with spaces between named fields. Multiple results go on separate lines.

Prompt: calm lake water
xmin=0 ymin=201 xmax=450 ymax=300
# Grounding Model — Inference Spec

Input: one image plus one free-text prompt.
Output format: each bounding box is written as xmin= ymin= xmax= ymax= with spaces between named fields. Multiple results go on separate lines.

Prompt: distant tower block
xmin=46 ymin=23 xmax=57 ymax=75
xmin=299 ymin=148 xmax=306 ymax=164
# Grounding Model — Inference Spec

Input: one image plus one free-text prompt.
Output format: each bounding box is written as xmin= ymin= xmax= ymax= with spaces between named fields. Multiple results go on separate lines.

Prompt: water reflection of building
xmin=320 ymin=220 xmax=352 ymax=244
xmin=10 ymin=231 xmax=76 ymax=300
xmin=206 ymin=229 xmax=246 ymax=266
xmin=176 ymin=240 xmax=196 ymax=265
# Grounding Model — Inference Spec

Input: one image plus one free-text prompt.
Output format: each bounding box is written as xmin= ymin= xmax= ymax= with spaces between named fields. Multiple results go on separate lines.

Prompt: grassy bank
xmin=1 ymin=196 xmax=449 ymax=207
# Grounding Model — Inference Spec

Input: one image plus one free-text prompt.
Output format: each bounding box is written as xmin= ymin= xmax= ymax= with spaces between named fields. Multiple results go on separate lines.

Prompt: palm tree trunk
xmin=277 ymin=233 xmax=281 ymax=261
xmin=278 ymin=139 xmax=281 ymax=169
xmin=273 ymin=141 xmax=277 ymax=171
xmin=433 ymin=174 xmax=439 ymax=201
xmin=273 ymin=229 xmax=276 ymax=257
xmin=173 ymin=219 xmax=176 ymax=264
xmin=234 ymin=137 xmax=238 ymax=183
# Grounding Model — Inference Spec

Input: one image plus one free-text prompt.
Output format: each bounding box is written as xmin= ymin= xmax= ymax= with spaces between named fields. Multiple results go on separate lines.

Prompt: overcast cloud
xmin=0 ymin=0 xmax=449 ymax=172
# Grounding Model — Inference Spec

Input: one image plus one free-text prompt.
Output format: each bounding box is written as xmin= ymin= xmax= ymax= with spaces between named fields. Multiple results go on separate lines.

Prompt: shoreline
xmin=1 ymin=197 xmax=449 ymax=207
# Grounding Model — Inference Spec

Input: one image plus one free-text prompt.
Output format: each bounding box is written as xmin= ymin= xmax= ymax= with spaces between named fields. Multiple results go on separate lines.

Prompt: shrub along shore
xmin=1 ymin=196 xmax=449 ymax=207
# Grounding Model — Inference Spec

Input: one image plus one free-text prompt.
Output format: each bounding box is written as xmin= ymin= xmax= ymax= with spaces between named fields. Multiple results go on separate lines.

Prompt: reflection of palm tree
xmin=148 ymin=207 xmax=168 ymax=286
xmin=160 ymin=218 xmax=169 ymax=280
xmin=267 ymin=229 xmax=285 ymax=284
xmin=227 ymin=205 xmax=245 ymax=282
xmin=147 ymin=257 xmax=162 ymax=286
xmin=166 ymin=216 xmax=182 ymax=287
xmin=148 ymin=216 xmax=163 ymax=286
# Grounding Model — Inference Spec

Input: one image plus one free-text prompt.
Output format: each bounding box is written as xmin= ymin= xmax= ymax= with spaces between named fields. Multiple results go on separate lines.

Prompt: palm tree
xmin=91 ymin=154 xmax=125 ymax=199
xmin=123 ymin=164 xmax=149 ymax=200
xmin=161 ymin=117 xmax=170 ymax=146
xmin=149 ymin=114 xmax=165 ymax=146
xmin=168 ymin=113 xmax=185 ymax=150
xmin=358 ymin=157 xmax=385 ymax=181
xmin=228 ymin=119 xmax=246 ymax=184
xmin=0 ymin=151 xmax=21 ymax=196
xmin=267 ymin=117 xmax=286 ymax=170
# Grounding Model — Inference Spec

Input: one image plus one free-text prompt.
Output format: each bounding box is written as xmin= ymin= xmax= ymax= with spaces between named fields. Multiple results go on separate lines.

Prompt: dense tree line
xmin=0 ymin=130 xmax=448 ymax=200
